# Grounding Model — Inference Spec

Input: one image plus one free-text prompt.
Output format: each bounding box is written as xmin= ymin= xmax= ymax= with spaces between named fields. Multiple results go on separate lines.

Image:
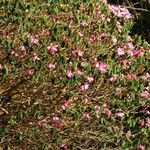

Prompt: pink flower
xmin=93 ymin=60 xmax=100 ymax=68
xmin=98 ymin=33 xmax=108 ymax=41
xmin=86 ymin=76 xmax=94 ymax=83
xmin=138 ymin=145 xmax=145 ymax=150
xmin=89 ymin=34 xmax=97 ymax=42
xmin=58 ymin=123 xmax=65 ymax=129
xmin=20 ymin=45 xmax=27 ymax=52
xmin=61 ymin=100 xmax=69 ymax=110
xmin=72 ymin=49 xmax=83 ymax=57
xmin=110 ymin=75 xmax=117 ymax=82
xmin=0 ymin=64 xmax=3 ymax=71
xmin=32 ymin=53 xmax=40 ymax=61
xmin=134 ymin=50 xmax=144 ymax=57
xmin=93 ymin=59 xmax=109 ymax=73
xmin=98 ymin=62 xmax=108 ymax=73
xmin=10 ymin=50 xmax=19 ymax=57
xmin=30 ymin=36 xmax=39 ymax=45
xmin=80 ymin=83 xmax=90 ymax=91
xmin=139 ymin=119 xmax=145 ymax=127
xmin=93 ymin=59 xmax=108 ymax=73
xmin=145 ymin=118 xmax=150 ymax=128
xmin=122 ymin=59 xmax=131 ymax=69
xmin=83 ymin=112 xmax=90 ymax=120
xmin=52 ymin=116 xmax=60 ymax=124
xmin=127 ymin=42 xmax=134 ymax=50
xmin=127 ymin=49 xmax=134 ymax=56
xmin=60 ymin=76 xmax=64 ymax=80
xmin=106 ymin=17 xmax=111 ymax=22
xmin=104 ymin=108 xmax=112 ymax=117
xmin=48 ymin=63 xmax=55 ymax=70
xmin=117 ymin=47 xmax=125 ymax=56
xmin=80 ymin=21 xmax=88 ymax=27
xmin=145 ymin=110 xmax=150 ymax=115
xmin=108 ymin=5 xmax=132 ymax=19
xmin=73 ymin=96 xmax=79 ymax=101
xmin=78 ymin=32 xmax=84 ymax=37
xmin=47 ymin=44 xmax=58 ymax=54
xmin=146 ymin=72 xmax=150 ymax=78
xmin=140 ymin=91 xmax=149 ymax=99
xmin=10 ymin=50 xmax=15 ymax=55
xmin=115 ymin=112 xmax=124 ymax=118
xmin=37 ymin=118 xmax=47 ymax=126
xmin=83 ymin=98 xmax=89 ymax=104
xmin=27 ymin=68 xmax=35 ymax=76
xmin=67 ymin=70 xmax=74 ymax=78
xmin=60 ymin=144 xmax=68 ymax=150
xmin=95 ymin=105 xmax=100 ymax=112
xmin=126 ymin=73 xmax=137 ymax=80
xmin=141 ymin=73 xmax=150 ymax=81
xmin=126 ymin=130 xmax=132 ymax=138
xmin=15 ymin=53 xmax=19 ymax=57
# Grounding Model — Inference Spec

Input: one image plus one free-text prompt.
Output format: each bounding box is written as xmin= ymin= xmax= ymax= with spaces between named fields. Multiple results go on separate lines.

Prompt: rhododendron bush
xmin=0 ymin=0 xmax=150 ymax=149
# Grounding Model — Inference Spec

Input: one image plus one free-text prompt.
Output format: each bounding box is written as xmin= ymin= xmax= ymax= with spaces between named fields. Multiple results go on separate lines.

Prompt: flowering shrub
xmin=0 ymin=0 xmax=150 ymax=149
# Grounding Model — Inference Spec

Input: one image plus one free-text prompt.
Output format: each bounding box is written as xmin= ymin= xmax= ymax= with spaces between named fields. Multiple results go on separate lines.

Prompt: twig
xmin=126 ymin=6 xmax=150 ymax=12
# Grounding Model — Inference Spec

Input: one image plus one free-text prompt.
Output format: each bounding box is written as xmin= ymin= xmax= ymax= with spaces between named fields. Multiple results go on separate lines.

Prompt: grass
xmin=0 ymin=0 xmax=150 ymax=149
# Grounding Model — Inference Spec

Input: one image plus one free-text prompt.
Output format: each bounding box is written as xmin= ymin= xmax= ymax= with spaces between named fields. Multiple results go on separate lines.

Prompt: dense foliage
xmin=0 ymin=0 xmax=150 ymax=149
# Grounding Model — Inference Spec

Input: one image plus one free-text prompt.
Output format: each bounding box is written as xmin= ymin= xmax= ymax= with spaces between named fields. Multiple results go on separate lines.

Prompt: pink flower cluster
xmin=109 ymin=75 xmax=117 ymax=82
xmin=30 ymin=36 xmax=39 ymax=45
xmin=80 ymin=21 xmax=88 ymax=27
xmin=121 ymin=59 xmax=131 ymax=70
xmin=116 ymin=42 xmax=145 ymax=58
xmin=104 ymin=108 xmax=112 ymax=117
xmin=108 ymin=5 xmax=132 ymax=19
xmin=134 ymin=49 xmax=144 ymax=57
xmin=117 ymin=47 xmax=125 ymax=56
xmin=48 ymin=63 xmax=56 ymax=70
xmin=126 ymin=73 xmax=137 ymax=80
xmin=93 ymin=59 xmax=108 ymax=73
xmin=32 ymin=53 xmax=40 ymax=61
xmin=115 ymin=112 xmax=124 ymax=118
xmin=83 ymin=112 xmax=90 ymax=120
xmin=10 ymin=50 xmax=19 ymax=57
xmin=104 ymin=108 xmax=124 ymax=118
xmin=97 ymin=11 xmax=110 ymax=22
xmin=80 ymin=83 xmax=90 ymax=91
xmin=72 ymin=49 xmax=83 ymax=57
xmin=139 ymin=119 xmax=150 ymax=128
xmin=66 ymin=70 xmax=74 ymax=79
xmin=86 ymin=76 xmax=94 ymax=83
xmin=138 ymin=145 xmax=145 ymax=150
xmin=140 ymin=91 xmax=150 ymax=99
xmin=20 ymin=45 xmax=27 ymax=54
xmin=47 ymin=44 xmax=59 ymax=54
xmin=61 ymin=100 xmax=69 ymax=110
xmin=116 ymin=42 xmax=134 ymax=56
xmin=79 ymin=76 xmax=94 ymax=92
xmin=52 ymin=116 xmax=65 ymax=129
xmin=27 ymin=68 xmax=35 ymax=76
